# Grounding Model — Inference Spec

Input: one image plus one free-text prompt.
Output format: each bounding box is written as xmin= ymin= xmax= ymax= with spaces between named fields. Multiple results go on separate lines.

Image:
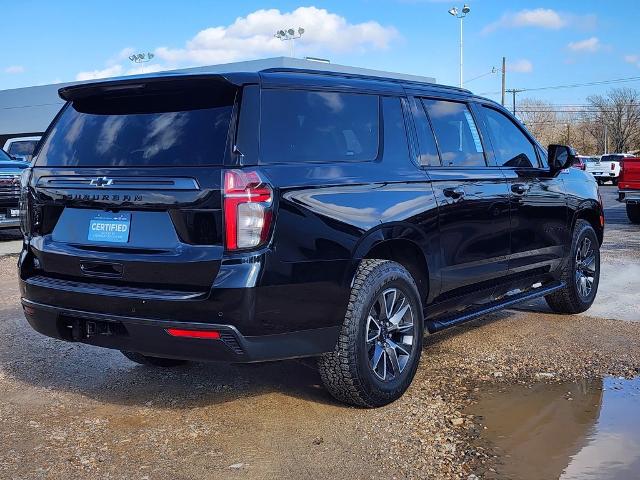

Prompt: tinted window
xmin=36 ymin=88 xmax=234 ymax=167
xmin=260 ymin=89 xmax=379 ymax=164
xmin=412 ymin=98 xmax=440 ymax=166
xmin=422 ymin=99 xmax=485 ymax=167
xmin=382 ymin=96 xmax=409 ymax=158
xmin=537 ymin=145 xmax=548 ymax=168
xmin=482 ymin=106 xmax=538 ymax=168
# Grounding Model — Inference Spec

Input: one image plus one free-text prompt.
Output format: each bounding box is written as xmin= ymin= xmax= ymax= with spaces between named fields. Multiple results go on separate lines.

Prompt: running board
xmin=429 ymin=281 xmax=565 ymax=333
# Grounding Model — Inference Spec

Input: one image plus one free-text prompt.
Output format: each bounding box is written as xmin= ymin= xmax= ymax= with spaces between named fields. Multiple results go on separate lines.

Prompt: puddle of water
xmin=470 ymin=377 xmax=640 ymax=480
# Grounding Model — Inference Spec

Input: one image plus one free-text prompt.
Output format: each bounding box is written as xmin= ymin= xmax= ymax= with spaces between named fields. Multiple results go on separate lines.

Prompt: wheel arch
xmin=572 ymin=203 xmax=604 ymax=245
xmin=350 ymin=224 xmax=437 ymax=305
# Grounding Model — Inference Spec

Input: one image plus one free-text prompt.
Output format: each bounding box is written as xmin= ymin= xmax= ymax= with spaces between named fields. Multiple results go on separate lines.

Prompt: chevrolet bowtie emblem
xmin=89 ymin=177 xmax=114 ymax=188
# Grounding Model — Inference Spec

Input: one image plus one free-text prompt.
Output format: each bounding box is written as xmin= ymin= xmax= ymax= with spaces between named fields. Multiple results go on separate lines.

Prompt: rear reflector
xmin=165 ymin=328 xmax=221 ymax=340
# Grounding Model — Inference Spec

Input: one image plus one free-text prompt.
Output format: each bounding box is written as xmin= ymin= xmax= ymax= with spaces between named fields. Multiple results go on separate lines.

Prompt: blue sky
xmin=2 ymin=0 xmax=640 ymax=105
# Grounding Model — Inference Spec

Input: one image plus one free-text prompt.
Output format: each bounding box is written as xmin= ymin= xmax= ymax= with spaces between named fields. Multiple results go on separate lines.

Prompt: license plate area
xmin=88 ymin=213 xmax=131 ymax=243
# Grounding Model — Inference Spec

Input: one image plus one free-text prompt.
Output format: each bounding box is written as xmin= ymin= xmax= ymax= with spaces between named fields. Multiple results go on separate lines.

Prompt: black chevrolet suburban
xmin=19 ymin=69 xmax=603 ymax=407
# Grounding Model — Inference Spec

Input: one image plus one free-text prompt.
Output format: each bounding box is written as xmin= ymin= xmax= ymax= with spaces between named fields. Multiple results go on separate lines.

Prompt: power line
xmin=477 ymin=74 xmax=640 ymax=96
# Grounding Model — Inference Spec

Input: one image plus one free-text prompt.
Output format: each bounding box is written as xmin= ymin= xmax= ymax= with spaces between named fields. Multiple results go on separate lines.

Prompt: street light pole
xmin=274 ymin=27 xmax=305 ymax=58
xmin=128 ymin=52 xmax=154 ymax=74
xmin=449 ymin=5 xmax=471 ymax=88
xmin=459 ymin=15 xmax=464 ymax=88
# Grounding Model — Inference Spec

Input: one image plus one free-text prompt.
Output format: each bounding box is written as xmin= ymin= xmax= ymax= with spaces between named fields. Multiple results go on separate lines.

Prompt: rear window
xmin=601 ymin=155 xmax=624 ymax=163
xmin=260 ymin=89 xmax=379 ymax=164
xmin=8 ymin=140 xmax=38 ymax=156
xmin=36 ymin=87 xmax=234 ymax=167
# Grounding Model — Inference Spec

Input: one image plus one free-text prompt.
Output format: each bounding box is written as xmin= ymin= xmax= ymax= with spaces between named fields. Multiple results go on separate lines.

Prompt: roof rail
xmin=259 ymin=67 xmax=473 ymax=95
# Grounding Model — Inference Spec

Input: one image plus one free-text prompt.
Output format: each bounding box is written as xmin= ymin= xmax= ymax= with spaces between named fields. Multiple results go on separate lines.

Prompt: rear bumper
xmin=618 ymin=190 xmax=640 ymax=203
xmin=21 ymin=298 xmax=340 ymax=363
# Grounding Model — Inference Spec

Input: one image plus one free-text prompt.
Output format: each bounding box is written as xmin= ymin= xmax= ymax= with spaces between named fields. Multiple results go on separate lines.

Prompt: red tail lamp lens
xmin=166 ymin=328 xmax=221 ymax=340
xmin=223 ymin=169 xmax=273 ymax=251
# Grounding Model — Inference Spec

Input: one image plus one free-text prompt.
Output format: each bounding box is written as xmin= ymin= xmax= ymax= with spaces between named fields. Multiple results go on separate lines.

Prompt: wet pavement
xmin=470 ymin=377 xmax=640 ymax=480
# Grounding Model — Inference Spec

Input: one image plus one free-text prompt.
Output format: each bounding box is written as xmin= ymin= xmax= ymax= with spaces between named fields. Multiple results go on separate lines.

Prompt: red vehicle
xmin=571 ymin=156 xmax=586 ymax=171
xmin=618 ymin=156 xmax=640 ymax=223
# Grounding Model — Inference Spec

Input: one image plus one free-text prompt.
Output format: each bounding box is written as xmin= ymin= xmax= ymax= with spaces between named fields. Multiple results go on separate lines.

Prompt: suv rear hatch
xmin=23 ymin=75 xmax=239 ymax=295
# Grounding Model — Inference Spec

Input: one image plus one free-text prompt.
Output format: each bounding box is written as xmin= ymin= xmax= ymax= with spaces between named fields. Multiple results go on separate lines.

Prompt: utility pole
xmin=604 ymin=124 xmax=608 ymax=154
xmin=566 ymin=124 xmax=571 ymax=145
xmin=506 ymin=88 xmax=523 ymax=117
xmin=501 ymin=57 xmax=506 ymax=107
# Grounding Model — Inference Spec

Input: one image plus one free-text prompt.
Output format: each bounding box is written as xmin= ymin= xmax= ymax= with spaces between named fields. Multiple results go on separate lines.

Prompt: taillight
xmin=19 ymin=168 xmax=32 ymax=237
xmin=223 ymin=169 xmax=273 ymax=251
xmin=611 ymin=163 xmax=616 ymax=171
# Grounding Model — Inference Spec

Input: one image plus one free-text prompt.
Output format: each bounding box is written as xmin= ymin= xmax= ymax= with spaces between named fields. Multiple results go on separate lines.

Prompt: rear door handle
xmin=443 ymin=186 xmax=465 ymax=200
xmin=511 ymin=183 xmax=530 ymax=195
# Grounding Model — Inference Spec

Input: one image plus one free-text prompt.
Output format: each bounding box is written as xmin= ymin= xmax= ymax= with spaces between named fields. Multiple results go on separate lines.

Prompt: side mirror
xmin=548 ymin=144 xmax=576 ymax=173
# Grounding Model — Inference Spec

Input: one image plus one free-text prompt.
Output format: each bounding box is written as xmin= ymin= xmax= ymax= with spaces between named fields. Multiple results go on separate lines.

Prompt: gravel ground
xmin=0 ymin=186 xmax=638 ymax=479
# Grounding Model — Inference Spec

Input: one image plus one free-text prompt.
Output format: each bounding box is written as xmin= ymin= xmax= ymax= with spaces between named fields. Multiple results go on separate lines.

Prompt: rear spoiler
xmin=58 ymin=72 xmax=258 ymax=101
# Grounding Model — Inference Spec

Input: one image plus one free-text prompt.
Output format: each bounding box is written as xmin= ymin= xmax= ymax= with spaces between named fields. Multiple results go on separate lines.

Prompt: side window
xmin=260 ymin=89 xmax=379 ymax=164
xmin=381 ymin=96 xmax=410 ymax=161
xmin=481 ymin=106 xmax=539 ymax=168
xmin=537 ymin=145 xmax=548 ymax=168
xmin=411 ymin=98 xmax=441 ymax=166
xmin=422 ymin=99 xmax=485 ymax=167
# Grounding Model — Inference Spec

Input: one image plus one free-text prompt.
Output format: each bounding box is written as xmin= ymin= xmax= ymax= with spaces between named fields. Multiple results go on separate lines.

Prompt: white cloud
xmin=76 ymin=65 xmax=123 ymax=81
xmin=567 ymin=36 xmax=601 ymax=53
xmin=484 ymin=9 xmax=565 ymax=33
xmin=508 ymin=59 xmax=533 ymax=73
xmin=483 ymin=9 xmax=596 ymax=34
xmin=155 ymin=7 xmax=398 ymax=65
xmin=75 ymin=7 xmax=398 ymax=81
xmin=624 ymin=54 xmax=640 ymax=67
xmin=4 ymin=65 xmax=25 ymax=74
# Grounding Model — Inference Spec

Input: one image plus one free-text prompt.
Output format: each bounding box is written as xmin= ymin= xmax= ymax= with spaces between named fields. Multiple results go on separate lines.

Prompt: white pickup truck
xmin=583 ymin=154 xmax=628 ymax=185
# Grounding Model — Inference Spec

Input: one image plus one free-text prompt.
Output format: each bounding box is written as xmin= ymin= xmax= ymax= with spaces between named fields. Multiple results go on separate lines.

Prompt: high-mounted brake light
xmin=223 ymin=169 xmax=273 ymax=250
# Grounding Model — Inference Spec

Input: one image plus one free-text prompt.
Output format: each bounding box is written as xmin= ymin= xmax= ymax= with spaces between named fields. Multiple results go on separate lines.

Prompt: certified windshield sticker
xmin=464 ymin=111 xmax=484 ymax=153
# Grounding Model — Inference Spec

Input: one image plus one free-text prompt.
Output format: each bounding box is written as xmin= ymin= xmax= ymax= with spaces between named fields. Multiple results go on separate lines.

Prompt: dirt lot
xmin=0 ymin=185 xmax=638 ymax=480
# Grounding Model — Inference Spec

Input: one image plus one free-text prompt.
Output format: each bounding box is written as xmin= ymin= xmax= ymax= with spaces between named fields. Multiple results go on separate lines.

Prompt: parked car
xmin=589 ymin=153 xmax=628 ymax=185
xmin=618 ymin=156 xmax=640 ymax=223
xmin=571 ymin=156 xmax=586 ymax=171
xmin=3 ymin=136 xmax=41 ymax=163
xmin=18 ymin=69 xmax=604 ymax=407
xmin=0 ymin=148 xmax=29 ymax=229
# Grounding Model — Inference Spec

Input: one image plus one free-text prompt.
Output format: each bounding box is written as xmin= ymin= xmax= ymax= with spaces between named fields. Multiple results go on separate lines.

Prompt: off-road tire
xmin=627 ymin=203 xmax=640 ymax=224
xmin=121 ymin=351 xmax=188 ymax=367
xmin=545 ymin=220 xmax=600 ymax=314
xmin=612 ymin=178 xmax=619 ymax=186
xmin=318 ymin=259 xmax=424 ymax=408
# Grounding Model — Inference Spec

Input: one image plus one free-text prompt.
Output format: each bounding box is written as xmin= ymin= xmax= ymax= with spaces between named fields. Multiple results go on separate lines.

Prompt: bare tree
xmin=518 ymin=99 xmax=560 ymax=148
xmin=586 ymin=87 xmax=640 ymax=153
